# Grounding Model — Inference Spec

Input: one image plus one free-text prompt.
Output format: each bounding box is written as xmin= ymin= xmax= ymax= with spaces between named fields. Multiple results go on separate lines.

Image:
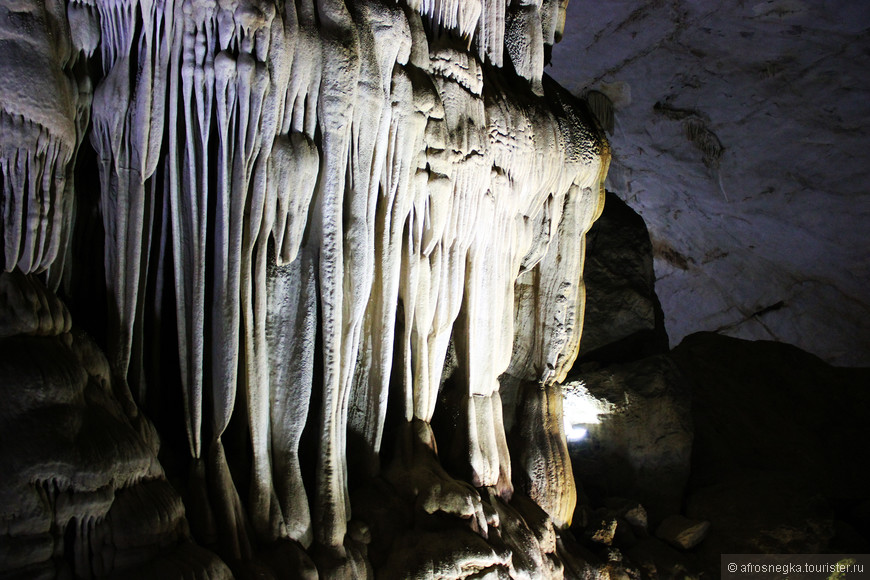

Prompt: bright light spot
xmin=565 ymin=425 xmax=588 ymax=441
xmin=563 ymin=381 xmax=614 ymax=442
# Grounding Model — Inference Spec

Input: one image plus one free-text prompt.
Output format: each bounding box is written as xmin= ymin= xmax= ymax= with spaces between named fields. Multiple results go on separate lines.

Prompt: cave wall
xmin=0 ymin=0 xmax=610 ymax=577
xmin=549 ymin=0 xmax=870 ymax=366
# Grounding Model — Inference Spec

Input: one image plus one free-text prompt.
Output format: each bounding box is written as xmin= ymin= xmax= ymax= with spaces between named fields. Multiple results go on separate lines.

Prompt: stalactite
xmin=0 ymin=0 xmax=81 ymax=277
xmin=89 ymin=0 xmax=173 ymax=404
xmin=505 ymin=1 xmax=545 ymax=94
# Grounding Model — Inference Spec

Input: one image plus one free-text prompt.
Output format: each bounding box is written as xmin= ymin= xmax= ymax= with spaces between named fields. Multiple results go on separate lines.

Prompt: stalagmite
xmin=1 ymin=0 xmax=609 ymax=577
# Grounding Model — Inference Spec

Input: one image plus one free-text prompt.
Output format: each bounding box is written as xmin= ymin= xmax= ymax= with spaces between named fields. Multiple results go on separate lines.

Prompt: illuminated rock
xmin=654 ymin=515 xmax=710 ymax=550
xmin=566 ymin=356 xmax=693 ymax=521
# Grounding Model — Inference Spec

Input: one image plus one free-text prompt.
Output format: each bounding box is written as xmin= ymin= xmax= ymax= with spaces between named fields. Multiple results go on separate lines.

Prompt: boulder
xmin=602 ymin=498 xmax=649 ymax=532
xmin=654 ymin=515 xmax=710 ymax=550
xmin=588 ymin=518 xmax=618 ymax=546
xmin=672 ymin=332 xmax=870 ymax=500
xmin=567 ymin=355 xmax=693 ymax=521
xmin=582 ymin=499 xmax=651 ymax=551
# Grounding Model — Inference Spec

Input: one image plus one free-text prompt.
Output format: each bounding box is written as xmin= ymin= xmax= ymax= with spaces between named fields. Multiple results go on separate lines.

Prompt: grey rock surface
xmin=551 ymin=0 xmax=870 ymax=366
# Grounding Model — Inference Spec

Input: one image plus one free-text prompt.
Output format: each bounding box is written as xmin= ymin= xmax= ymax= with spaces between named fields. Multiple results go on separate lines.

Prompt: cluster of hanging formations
xmin=0 ymin=0 xmax=609 ymax=577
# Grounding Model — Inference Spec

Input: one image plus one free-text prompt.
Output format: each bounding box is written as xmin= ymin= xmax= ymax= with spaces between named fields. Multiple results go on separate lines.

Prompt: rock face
xmin=566 ymin=355 xmax=693 ymax=522
xmin=0 ymin=0 xmax=610 ymax=577
xmin=672 ymin=332 xmax=870 ymax=574
xmin=554 ymin=186 xmax=703 ymax=573
xmin=9 ymin=2 xmax=866 ymax=578
xmin=564 ymin=186 xmax=870 ymax=576
xmin=565 ymin=189 xmax=690 ymax=522
xmin=577 ymin=190 xmax=667 ymax=362
xmin=550 ymin=0 xmax=870 ymax=366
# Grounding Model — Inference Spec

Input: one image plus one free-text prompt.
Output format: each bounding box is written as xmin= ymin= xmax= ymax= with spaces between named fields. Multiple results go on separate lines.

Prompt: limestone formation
xmin=0 ymin=0 xmax=609 ymax=577
xmin=0 ymin=273 xmax=232 ymax=579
